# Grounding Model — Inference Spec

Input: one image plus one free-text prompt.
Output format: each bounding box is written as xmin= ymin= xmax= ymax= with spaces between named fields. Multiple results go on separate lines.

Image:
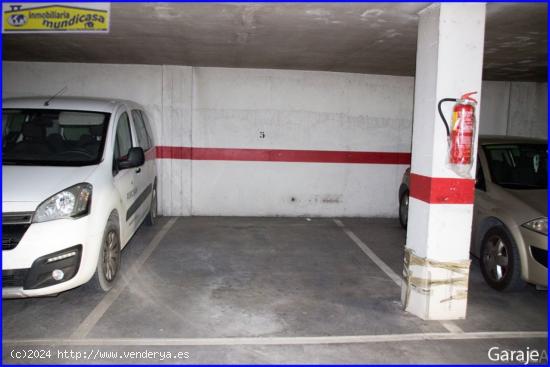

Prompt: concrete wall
xmin=3 ymin=61 xmax=547 ymax=216
xmin=160 ymin=66 xmax=193 ymax=216
xmin=480 ymin=80 xmax=548 ymax=137
xmin=191 ymin=68 xmax=413 ymax=216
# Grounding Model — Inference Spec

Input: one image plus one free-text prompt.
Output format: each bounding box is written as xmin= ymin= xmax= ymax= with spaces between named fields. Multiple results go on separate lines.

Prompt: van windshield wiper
xmin=2 ymin=160 xmax=19 ymax=165
xmin=2 ymin=159 xmax=45 ymax=166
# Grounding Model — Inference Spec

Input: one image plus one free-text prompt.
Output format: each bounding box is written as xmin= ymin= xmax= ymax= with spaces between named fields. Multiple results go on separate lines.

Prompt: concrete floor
xmin=3 ymin=217 xmax=547 ymax=364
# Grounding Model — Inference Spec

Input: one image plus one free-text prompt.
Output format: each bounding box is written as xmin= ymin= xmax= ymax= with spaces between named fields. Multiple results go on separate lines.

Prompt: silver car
xmin=399 ymin=135 xmax=547 ymax=291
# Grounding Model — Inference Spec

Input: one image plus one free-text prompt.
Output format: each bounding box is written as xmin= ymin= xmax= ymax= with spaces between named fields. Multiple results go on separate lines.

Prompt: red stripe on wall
xmin=156 ymin=146 xmax=192 ymax=160
xmin=144 ymin=148 xmax=157 ymax=161
xmin=155 ymin=146 xmax=411 ymax=165
xmin=409 ymin=173 xmax=475 ymax=204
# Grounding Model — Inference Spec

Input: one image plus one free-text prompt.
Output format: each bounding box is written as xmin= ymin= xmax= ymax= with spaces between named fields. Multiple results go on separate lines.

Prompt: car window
xmin=139 ymin=110 xmax=154 ymax=147
xmin=131 ymin=110 xmax=151 ymax=151
xmin=114 ymin=112 xmax=132 ymax=161
xmin=484 ymin=144 xmax=547 ymax=190
xmin=2 ymin=109 xmax=110 ymax=166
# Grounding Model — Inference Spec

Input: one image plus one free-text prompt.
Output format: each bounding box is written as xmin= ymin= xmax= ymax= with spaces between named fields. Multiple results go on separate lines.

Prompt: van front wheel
xmin=89 ymin=215 xmax=121 ymax=292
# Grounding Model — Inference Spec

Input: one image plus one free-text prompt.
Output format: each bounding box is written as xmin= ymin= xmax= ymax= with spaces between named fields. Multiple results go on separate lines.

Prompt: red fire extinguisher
xmin=438 ymin=92 xmax=478 ymax=178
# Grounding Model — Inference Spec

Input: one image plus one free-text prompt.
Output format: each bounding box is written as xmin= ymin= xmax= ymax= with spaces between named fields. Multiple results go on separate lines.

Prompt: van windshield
xmin=2 ymin=109 xmax=110 ymax=166
xmin=484 ymin=143 xmax=548 ymax=190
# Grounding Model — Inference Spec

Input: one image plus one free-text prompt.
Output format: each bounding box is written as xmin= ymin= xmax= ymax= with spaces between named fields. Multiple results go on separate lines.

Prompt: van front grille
xmin=2 ymin=269 xmax=29 ymax=287
xmin=2 ymin=212 xmax=33 ymax=251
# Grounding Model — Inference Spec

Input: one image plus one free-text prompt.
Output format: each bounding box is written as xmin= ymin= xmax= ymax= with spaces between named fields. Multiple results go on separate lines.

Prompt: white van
xmin=2 ymin=97 xmax=158 ymax=297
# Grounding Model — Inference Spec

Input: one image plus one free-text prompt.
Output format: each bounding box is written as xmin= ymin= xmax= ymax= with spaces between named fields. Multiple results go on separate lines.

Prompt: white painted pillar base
xmin=401 ymin=3 xmax=486 ymax=320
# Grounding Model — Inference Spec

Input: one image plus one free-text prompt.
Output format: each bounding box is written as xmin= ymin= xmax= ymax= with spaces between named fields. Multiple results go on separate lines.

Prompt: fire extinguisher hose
xmin=437 ymin=98 xmax=458 ymax=137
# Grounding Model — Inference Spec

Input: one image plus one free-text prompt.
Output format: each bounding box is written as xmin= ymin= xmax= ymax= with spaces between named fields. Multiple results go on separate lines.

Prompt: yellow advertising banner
xmin=3 ymin=3 xmax=110 ymax=33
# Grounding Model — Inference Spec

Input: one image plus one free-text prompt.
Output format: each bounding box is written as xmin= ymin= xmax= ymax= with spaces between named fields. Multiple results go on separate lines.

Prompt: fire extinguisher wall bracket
xmin=437 ymin=98 xmax=458 ymax=138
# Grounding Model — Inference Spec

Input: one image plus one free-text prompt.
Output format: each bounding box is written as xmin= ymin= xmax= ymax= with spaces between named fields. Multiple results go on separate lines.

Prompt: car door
xmin=472 ymin=153 xmax=491 ymax=255
xmin=112 ymin=108 xmax=140 ymax=241
xmin=137 ymin=109 xmax=156 ymax=181
xmin=130 ymin=109 xmax=153 ymax=223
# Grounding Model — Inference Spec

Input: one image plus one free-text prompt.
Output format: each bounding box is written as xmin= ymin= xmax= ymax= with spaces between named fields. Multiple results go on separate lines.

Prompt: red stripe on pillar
xmin=409 ymin=173 xmax=475 ymax=204
xmin=155 ymin=146 xmax=411 ymax=165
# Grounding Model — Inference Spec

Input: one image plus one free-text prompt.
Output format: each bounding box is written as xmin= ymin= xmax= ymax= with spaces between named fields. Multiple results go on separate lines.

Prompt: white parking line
xmin=71 ymin=217 xmax=178 ymax=339
xmin=4 ymin=331 xmax=547 ymax=347
xmin=334 ymin=219 xmax=402 ymax=285
xmin=333 ymin=219 xmax=465 ymax=334
xmin=440 ymin=321 xmax=466 ymax=334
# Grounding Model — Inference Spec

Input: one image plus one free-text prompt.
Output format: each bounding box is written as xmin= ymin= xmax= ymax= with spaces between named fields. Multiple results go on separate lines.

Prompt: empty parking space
xmin=3 ymin=218 xmax=546 ymax=363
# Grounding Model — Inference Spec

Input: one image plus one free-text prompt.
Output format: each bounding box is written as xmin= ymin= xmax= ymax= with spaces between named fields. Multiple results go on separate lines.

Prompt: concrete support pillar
xmin=401 ymin=3 xmax=486 ymax=320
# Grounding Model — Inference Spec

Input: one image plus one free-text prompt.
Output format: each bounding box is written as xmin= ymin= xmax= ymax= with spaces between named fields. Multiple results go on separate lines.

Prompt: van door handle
xmin=135 ymin=168 xmax=141 ymax=174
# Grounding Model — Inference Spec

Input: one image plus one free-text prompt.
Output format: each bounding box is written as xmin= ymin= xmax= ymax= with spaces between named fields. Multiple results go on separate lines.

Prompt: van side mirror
xmin=118 ymin=147 xmax=145 ymax=170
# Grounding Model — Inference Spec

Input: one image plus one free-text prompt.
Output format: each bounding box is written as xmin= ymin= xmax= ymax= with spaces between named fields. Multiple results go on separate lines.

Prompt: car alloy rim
xmin=103 ymin=230 xmax=119 ymax=281
xmin=483 ymin=235 xmax=509 ymax=282
xmin=400 ymin=195 xmax=409 ymax=224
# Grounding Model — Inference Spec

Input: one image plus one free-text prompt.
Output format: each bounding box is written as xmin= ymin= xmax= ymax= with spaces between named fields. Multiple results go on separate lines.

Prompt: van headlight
xmin=33 ymin=183 xmax=92 ymax=223
xmin=522 ymin=217 xmax=548 ymax=236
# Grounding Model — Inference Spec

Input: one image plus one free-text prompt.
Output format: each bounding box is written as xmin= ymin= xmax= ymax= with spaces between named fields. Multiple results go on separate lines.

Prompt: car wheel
xmin=145 ymin=185 xmax=157 ymax=226
xmin=479 ymin=226 xmax=525 ymax=292
xmin=89 ymin=215 xmax=121 ymax=292
xmin=399 ymin=191 xmax=409 ymax=229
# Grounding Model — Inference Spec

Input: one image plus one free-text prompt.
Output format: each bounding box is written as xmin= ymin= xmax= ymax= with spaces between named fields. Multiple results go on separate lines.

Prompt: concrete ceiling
xmin=2 ymin=3 xmax=547 ymax=81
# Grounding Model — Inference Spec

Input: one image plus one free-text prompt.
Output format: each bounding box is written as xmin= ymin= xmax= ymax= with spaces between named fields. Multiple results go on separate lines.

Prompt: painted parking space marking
xmin=333 ymin=219 xmax=465 ymax=334
xmin=4 ymin=331 xmax=547 ymax=347
xmin=70 ymin=217 xmax=178 ymax=339
xmin=334 ymin=219 xmax=402 ymax=285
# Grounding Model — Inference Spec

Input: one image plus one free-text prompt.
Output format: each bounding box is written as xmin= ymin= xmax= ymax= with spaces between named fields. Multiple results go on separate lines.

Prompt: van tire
xmin=89 ymin=214 xmax=121 ymax=292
